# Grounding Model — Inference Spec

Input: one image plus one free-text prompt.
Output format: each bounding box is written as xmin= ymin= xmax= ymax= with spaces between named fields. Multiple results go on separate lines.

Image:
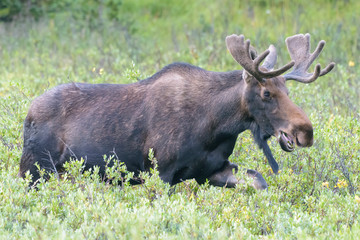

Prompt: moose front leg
xmin=207 ymin=160 xmax=239 ymax=188
xmin=244 ymin=169 xmax=268 ymax=190
xmin=207 ymin=161 xmax=268 ymax=190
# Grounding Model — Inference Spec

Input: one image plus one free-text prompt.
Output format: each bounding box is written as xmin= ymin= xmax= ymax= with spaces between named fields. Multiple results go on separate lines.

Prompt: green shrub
xmin=0 ymin=0 xmax=359 ymax=238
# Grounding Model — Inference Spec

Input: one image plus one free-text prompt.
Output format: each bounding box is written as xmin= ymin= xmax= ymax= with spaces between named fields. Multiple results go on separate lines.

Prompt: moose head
xmin=225 ymin=34 xmax=335 ymax=173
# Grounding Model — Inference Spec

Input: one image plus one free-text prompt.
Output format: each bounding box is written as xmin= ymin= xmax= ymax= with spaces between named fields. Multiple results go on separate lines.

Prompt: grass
xmin=0 ymin=0 xmax=360 ymax=238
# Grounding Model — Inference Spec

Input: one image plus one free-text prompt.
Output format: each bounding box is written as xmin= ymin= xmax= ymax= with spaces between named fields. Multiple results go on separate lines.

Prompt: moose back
xmin=19 ymin=33 xmax=334 ymax=188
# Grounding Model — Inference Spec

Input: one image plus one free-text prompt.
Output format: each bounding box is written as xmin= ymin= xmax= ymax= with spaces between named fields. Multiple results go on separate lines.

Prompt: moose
xmin=19 ymin=33 xmax=334 ymax=189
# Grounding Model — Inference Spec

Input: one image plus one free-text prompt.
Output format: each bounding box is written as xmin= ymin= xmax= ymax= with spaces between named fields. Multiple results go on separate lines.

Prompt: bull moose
xmin=19 ymin=33 xmax=334 ymax=189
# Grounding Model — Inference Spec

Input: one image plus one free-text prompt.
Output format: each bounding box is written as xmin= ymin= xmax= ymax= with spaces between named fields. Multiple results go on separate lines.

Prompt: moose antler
xmin=283 ymin=33 xmax=335 ymax=83
xmin=226 ymin=34 xmax=295 ymax=81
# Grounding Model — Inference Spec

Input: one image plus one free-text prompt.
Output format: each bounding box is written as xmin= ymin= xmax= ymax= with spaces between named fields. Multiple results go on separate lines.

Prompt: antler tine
xmin=226 ymin=34 xmax=294 ymax=81
xmin=288 ymin=64 xmax=321 ymax=84
xmin=284 ymin=33 xmax=335 ymax=83
xmin=244 ymin=39 xmax=252 ymax=60
xmin=253 ymin=49 xmax=295 ymax=78
xmin=260 ymin=58 xmax=295 ymax=78
xmin=308 ymin=40 xmax=325 ymax=69
xmin=320 ymin=62 xmax=336 ymax=76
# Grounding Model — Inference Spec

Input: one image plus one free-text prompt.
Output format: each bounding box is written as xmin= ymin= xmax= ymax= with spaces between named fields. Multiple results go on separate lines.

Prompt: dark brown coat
xmin=19 ymin=34 xmax=334 ymax=188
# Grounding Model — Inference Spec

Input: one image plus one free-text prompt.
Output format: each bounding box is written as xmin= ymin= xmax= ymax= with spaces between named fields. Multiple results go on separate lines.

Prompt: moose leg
xmin=207 ymin=161 xmax=268 ymax=190
xmin=244 ymin=169 xmax=268 ymax=190
xmin=207 ymin=161 xmax=239 ymax=188
xmin=19 ymin=150 xmax=57 ymax=187
xmin=19 ymin=120 xmax=65 ymax=186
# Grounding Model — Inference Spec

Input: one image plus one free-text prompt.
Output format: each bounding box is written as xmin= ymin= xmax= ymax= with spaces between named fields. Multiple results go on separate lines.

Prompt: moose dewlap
xmin=19 ymin=33 xmax=334 ymax=189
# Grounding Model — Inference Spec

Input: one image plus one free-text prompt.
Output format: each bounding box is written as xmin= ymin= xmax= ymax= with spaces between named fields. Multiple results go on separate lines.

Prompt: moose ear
xmin=261 ymin=45 xmax=277 ymax=70
xmin=243 ymin=45 xmax=256 ymax=84
xmin=242 ymin=70 xmax=252 ymax=83
xmin=249 ymin=46 xmax=257 ymax=60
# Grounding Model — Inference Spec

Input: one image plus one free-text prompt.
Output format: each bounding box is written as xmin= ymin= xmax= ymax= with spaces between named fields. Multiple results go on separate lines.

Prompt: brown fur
xmin=19 ymin=34 xmax=334 ymax=189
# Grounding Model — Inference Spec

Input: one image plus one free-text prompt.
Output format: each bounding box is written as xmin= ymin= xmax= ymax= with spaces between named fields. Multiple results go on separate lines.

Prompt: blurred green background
xmin=0 ymin=0 xmax=359 ymax=239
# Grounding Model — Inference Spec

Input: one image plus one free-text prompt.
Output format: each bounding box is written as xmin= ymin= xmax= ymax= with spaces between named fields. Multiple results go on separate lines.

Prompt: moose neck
xmin=204 ymin=70 xmax=279 ymax=173
xmin=204 ymin=70 xmax=252 ymax=138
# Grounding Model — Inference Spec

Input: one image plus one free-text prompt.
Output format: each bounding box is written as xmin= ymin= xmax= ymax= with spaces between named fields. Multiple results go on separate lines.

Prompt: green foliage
xmin=1 ymin=0 xmax=360 ymax=238
xmin=0 ymin=0 xmax=123 ymax=22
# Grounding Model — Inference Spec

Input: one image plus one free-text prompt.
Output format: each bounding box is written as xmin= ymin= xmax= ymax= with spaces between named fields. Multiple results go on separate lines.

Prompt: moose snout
xmin=295 ymin=123 xmax=313 ymax=147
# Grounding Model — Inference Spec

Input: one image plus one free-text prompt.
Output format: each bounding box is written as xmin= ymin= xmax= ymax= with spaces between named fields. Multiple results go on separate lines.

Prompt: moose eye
xmin=263 ymin=90 xmax=271 ymax=99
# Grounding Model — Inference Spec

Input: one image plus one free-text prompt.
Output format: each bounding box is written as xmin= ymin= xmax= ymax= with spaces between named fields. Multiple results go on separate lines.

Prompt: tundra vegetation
xmin=0 ymin=0 xmax=359 ymax=239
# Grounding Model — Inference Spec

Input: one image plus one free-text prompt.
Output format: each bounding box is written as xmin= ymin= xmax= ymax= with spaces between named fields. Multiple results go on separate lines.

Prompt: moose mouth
xmin=278 ymin=131 xmax=295 ymax=152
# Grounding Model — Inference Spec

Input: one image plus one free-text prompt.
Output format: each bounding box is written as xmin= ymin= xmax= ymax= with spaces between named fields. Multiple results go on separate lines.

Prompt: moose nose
xmin=296 ymin=124 xmax=313 ymax=147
